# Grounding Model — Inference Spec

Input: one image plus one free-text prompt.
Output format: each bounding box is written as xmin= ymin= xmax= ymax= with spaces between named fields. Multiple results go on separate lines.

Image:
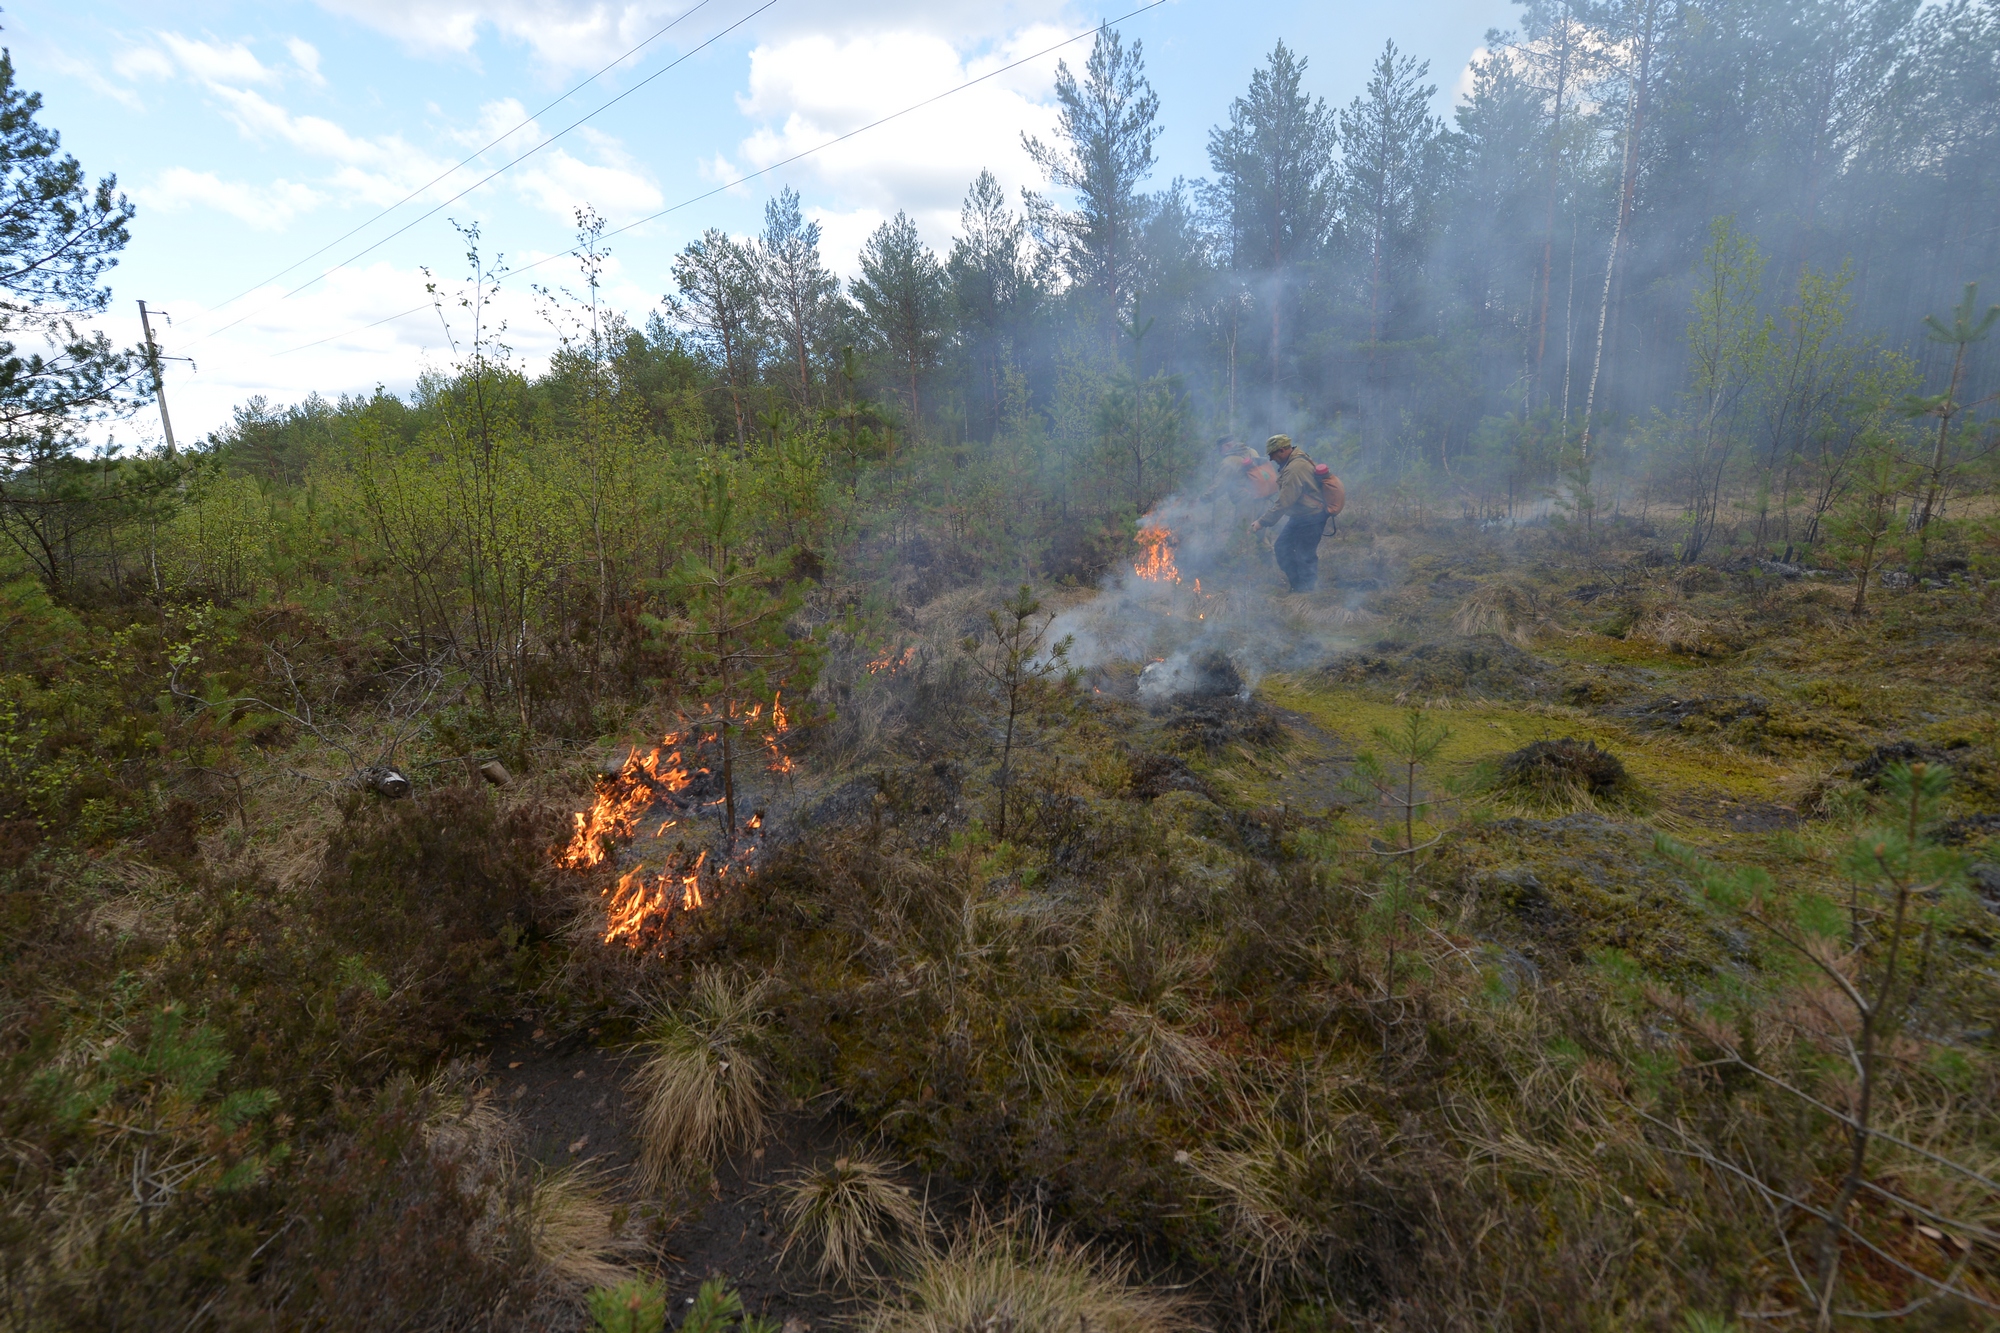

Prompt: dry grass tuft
xmin=522 ymin=1162 xmax=648 ymax=1293
xmin=629 ymin=969 xmax=774 ymax=1188
xmin=412 ymin=1070 xmax=643 ymax=1290
xmin=1451 ymin=582 xmax=1543 ymax=644
xmin=867 ymin=1218 xmax=1190 ymax=1333
xmin=775 ymin=1150 xmax=926 ymax=1286
xmin=1179 ymin=1120 xmax=1323 ymax=1299
xmin=1108 ymin=1004 xmax=1232 ymax=1107
xmin=1482 ymin=737 xmax=1654 ymax=816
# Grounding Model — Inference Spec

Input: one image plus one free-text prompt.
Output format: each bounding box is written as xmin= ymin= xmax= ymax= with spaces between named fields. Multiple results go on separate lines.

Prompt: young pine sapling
xmin=646 ymin=467 xmax=819 ymax=836
xmin=961 ymin=585 xmax=1074 ymax=838
xmin=1656 ymin=762 xmax=1987 ymax=1329
xmin=1343 ymin=706 xmax=1454 ymax=1002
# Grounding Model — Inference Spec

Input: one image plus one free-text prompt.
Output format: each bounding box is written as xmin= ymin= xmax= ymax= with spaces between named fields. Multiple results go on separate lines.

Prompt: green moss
xmin=1260 ymin=676 xmax=1795 ymax=809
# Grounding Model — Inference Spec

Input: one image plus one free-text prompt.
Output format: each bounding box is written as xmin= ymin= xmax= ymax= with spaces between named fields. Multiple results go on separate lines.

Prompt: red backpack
xmin=1313 ymin=462 xmax=1346 ymax=515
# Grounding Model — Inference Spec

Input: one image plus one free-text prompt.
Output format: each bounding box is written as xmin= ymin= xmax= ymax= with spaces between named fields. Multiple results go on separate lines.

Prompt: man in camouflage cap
xmin=1250 ymin=434 xmax=1330 ymax=593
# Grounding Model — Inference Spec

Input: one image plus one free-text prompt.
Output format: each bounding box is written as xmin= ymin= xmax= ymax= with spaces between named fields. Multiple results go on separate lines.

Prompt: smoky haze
xmin=205 ymin=0 xmax=1998 ymax=605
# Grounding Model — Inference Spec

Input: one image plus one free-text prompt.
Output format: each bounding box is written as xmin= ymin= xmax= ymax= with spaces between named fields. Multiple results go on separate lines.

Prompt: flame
xmin=1134 ymin=520 xmax=1181 ymax=583
xmin=561 ymin=733 xmax=690 ymax=869
xmin=867 ymin=645 xmax=918 ymax=675
xmin=602 ymin=850 xmax=709 ymax=946
xmin=559 ymin=700 xmax=798 ymax=948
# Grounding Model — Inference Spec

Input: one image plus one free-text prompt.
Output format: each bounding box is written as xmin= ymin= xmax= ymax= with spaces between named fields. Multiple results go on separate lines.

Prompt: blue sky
xmin=6 ymin=0 xmax=1518 ymax=443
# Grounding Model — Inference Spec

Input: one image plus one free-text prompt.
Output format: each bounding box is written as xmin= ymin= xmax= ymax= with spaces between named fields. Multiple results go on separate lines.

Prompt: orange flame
xmin=560 ymin=734 xmax=691 ymax=869
xmin=1134 ymin=520 xmax=1181 ymax=583
xmin=866 ymin=645 xmax=918 ymax=675
xmin=560 ymin=703 xmax=797 ymax=948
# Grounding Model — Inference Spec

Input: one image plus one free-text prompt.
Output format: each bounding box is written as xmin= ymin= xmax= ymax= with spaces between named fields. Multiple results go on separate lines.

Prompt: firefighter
xmin=1250 ymin=434 xmax=1333 ymax=593
xmin=1209 ymin=436 xmax=1277 ymax=502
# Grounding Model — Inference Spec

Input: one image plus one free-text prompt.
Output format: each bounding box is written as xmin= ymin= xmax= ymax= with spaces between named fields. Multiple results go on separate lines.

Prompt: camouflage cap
xmin=1265 ymin=434 xmax=1293 ymax=456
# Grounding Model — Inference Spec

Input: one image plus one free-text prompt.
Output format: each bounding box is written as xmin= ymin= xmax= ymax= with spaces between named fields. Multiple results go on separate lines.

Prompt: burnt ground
xmin=486 ymin=1016 xmax=872 ymax=1330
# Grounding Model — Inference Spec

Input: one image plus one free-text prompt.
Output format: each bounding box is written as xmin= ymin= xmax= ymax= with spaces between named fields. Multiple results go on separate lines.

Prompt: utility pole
xmin=137 ymin=300 xmax=178 ymax=456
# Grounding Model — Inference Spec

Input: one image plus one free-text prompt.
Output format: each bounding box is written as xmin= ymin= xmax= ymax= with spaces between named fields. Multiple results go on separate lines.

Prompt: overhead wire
xmin=182 ymin=0 xmax=726 ymax=333
xmin=257 ymin=0 xmax=1171 ymax=362
xmin=183 ymin=0 xmax=775 ymax=352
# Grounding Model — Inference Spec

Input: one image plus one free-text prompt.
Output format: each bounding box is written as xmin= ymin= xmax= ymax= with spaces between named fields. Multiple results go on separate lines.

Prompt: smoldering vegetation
xmin=2 ymin=2 xmax=2000 ymax=1331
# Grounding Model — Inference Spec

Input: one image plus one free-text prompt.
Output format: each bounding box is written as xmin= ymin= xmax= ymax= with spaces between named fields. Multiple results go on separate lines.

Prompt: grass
xmin=775 ymin=1150 xmax=926 ymax=1285
xmin=865 ymin=1219 xmax=1191 ymax=1333
xmin=1260 ymin=674 xmax=1797 ymax=813
xmin=524 ymin=1163 xmax=648 ymax=1293
xmin=628 ymin=968 xmax=774 ymax=1189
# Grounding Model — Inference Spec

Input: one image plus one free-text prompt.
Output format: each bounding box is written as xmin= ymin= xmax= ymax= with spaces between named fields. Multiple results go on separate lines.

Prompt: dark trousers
xmin=1274 ymin=511 xmax=1330 ymax=591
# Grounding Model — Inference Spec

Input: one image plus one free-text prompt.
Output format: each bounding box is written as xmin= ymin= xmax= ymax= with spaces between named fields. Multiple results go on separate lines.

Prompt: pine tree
xmin=850 ymin=212 xmax=947 ymax=435
xmin=648 ymin=467 xmax=819 ymax=836
xmin=670 ymin=229 xmax=763 ymax=445
xmin=1205 ymin=41 xmax=1337 ymax=405
xmin=1022 ymin=24 xmax=1161 ymax=353
xmin=947 ymin=171 xmax=1042 ymax=438
xmin=757 ymin=189 xmax=840 ymax=412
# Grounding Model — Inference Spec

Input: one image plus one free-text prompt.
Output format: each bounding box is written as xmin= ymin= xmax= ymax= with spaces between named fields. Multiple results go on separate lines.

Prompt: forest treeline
xmin=54 ymin=0 xmax=1996 ymax=570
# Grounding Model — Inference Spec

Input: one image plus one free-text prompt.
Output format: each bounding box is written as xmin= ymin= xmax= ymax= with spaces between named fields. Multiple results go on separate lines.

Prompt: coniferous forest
xmin=3 ymin=1 xmax=2000 ymax=1328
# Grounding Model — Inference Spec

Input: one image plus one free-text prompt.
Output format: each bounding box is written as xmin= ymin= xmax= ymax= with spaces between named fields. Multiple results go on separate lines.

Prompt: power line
xmin=253 ymin=0 xmax=1171 ymax=362
xmin=184 ymin=0 xmax=775 ymax=352
xmin=183 ymin=0 xmax=725 ymax=335
xmin=272 ymin=301 xmax=434 ymax=357
xmin=584 ymin=0 xmax=1171 ymax=254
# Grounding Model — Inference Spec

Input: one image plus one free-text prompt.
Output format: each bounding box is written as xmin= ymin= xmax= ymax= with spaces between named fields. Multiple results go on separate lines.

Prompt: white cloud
xmin=306 ymin=0 xmax=1078 ymax=69
xmin=129 ymin=261 xmax=574 ymax=439
xmin=288 ymin=38 xmax=327 ymax=86
xmin=733 ymin=27 xmax=1065 ymax=260
xmin=449 ymin=102 xmax=663 ymax=223
xmin=158 ymin=34 xmax=284 ymax=86
xmin=202 ymin=85 xmax=457 ymax=206
xmin=135 ymin=168 xmax=325 ymax=230
xmin=808 ymin=207 xmax=888 ymax=281
xmin=110 ymin=46 xmax=175 ymax=84
xmin=309 ymin=0 xmax=691 ymax=68
xmin=37 ymin=49 xmax=147 ymax=110
xmin=513 ymin=145 xmax=664 ymax=222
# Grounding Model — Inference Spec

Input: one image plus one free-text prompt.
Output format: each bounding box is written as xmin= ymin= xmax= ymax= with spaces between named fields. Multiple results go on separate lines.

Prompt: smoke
xmin=1046 ymin=486 xmax=1370 ymax=700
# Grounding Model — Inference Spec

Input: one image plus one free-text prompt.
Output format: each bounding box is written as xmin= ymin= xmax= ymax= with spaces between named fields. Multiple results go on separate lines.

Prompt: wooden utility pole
xmin=137 ymin=301 xmax=178 ymax=456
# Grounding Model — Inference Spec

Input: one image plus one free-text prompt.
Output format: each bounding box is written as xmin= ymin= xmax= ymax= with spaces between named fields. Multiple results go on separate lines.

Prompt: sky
xmin=5 ymin=0 xmax=1520 ymax=446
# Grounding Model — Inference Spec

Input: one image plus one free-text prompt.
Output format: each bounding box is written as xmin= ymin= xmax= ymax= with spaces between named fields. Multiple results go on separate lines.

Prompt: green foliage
xmin=589 ymin=1275 xmax=670 ymax=1333
xmin=961 ymin=584 xmax=1075 ymax=836
xmin=648 ymin=464 xmax=821 ymax=832
xmin=679 ymin=1276 xmax=777 ymax=1333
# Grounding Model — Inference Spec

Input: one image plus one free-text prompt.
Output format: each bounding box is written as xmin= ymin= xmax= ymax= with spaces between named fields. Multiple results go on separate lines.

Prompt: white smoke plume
xmin=1046 ymin=487 xmax=1373 ymax=701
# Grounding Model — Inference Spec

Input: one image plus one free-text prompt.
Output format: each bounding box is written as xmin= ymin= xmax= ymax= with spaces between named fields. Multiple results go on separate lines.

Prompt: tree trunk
xmin=1534 ymin=16 xmax=1574 ymax=410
